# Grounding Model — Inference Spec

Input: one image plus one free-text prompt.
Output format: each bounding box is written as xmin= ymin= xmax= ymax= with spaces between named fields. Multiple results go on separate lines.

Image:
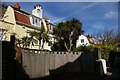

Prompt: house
xmin=0 ymin=3 xmax=55 ymax=51
xmin=76 ymin=34 xmax=99 ymax=47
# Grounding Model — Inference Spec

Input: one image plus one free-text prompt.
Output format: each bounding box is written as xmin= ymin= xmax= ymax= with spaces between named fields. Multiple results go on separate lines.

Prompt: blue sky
xmin=3 ymin=2 xmax=118 ymax=35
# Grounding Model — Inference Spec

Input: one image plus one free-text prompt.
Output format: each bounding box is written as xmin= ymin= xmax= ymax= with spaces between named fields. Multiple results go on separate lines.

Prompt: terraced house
xmin=0 ymin=3 xmax=55 ymax=51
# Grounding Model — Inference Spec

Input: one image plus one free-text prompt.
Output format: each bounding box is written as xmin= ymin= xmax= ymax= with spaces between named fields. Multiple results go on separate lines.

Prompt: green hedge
xmin=74 ymin=44 xmax=117 ymax=61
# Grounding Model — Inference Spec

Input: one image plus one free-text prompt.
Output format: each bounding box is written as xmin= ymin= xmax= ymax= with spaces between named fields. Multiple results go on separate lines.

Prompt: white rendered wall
xmin=76 ymin=35 xmax=90 ymax=47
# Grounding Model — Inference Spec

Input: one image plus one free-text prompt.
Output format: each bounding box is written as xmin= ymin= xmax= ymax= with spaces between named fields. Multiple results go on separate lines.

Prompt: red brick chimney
xmin=14 ymin=3 xmax=20 ymax=9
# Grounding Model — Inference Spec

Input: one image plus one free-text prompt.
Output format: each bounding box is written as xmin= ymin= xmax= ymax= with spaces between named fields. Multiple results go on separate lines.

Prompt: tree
xmin=27 ymin=30 xmax=38 ymax=48
xmin=41 ymin=31 xmax=49 ymax=49
xmin=15 ymin=38 xmax=22 ymax=47
xmin=21 ymin=36 xmax=30 ymax=48
xmin=0 ymin=4 xmax=7 ymax=19
xmin=18 ymin=35 xmax=37 ymax=48
xmin=93 ymin=29 xmax=117 ymax=45
xmin=27 ymin=25 xmax=49 ymax=50
xmin=53 ymin=18 xmax=83 ymax=51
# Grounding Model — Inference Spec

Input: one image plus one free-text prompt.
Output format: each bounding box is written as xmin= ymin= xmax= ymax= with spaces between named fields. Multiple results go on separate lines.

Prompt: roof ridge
xmin=10 ymin=5 xmax=30 ymax=15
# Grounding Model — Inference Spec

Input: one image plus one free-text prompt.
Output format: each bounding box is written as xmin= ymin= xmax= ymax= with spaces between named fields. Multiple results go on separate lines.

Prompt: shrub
xmin=74 ymin=44 xmax=117 ymax=61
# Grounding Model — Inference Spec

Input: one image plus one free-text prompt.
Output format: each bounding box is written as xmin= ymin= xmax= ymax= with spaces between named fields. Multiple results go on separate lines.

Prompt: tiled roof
xmin=86 ymin=35 xmax=99 ymax=44
xmin=11 ymin=5 xmax=30 ymax=15
xmin=10 ymin=5 xmax=55 ymax=31
xmin=14 ymin=11 xmax=31 ymax=25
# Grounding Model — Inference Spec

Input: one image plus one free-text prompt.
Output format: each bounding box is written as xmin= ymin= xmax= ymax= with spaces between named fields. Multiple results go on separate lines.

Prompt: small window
xmin=32 ymin=17 xmax=34 ymax=24
xmin=37 ymin=19 xmax=40 ymax=26
xmin=81 ymin=39 xmax=84 ymax=43
xmin=35 ymin=18 xmax=37 ymax=24
xmin=50 ymin=25 xmax=52 ymax=30
xmin=50 ymin=25 xmax=53 ymax=31
xmin=22 ymin=25 xmax=25 ymax=29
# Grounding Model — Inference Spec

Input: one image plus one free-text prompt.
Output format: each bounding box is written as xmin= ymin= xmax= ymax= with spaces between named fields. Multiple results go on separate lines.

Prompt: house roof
xmin=14 ymin=11 xmax=31 ymax=25
xmin=10 ymin=5 xmax=30 ymax=15
xmin=86 ymin=35 xmax=99 ymax=44
xmin=7 ymin=4 xmax=56 ymax=32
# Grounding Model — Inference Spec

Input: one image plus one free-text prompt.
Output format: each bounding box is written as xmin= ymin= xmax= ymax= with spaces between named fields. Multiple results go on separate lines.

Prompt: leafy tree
xmin=51 ymin=39 xmax=67 ymax=51
xmin=1 ymin=4 xmax=7 ymax=19
xmin=19 ymin=36 xmax=37 ymax=48
xmin=41 ymin=31 xmax=49 ymax=49
xmin=27 ymin=25 xmax=49 ymax=50
xmin=53 ymin=18 xmax=83 ymax=51
xmin=15 ymin=38 xmax=22 ymax=47
xmin=27 ymin=30 xmax=38 ymax=48
xmin=21 ymin=36 xmax=30 ymax=48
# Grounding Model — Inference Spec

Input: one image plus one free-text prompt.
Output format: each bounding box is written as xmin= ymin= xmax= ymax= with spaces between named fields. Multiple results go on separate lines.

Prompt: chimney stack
xmin=14 ymin=3 xmax=21 ymax=9
xmin=32 ymin=4 xmax=42 ymax=18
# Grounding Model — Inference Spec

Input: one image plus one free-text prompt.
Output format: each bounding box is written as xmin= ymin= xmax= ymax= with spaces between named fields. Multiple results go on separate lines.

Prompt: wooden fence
xmin=21 ymin=49 xmax=98 ymax=78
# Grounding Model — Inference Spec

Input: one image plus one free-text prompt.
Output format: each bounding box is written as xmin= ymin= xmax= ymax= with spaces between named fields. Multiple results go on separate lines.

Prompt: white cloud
xmin=52 ymin=17 xmax=66 ymax=23
xmin=43 ymin=11 xmax=66 ymax=24
xmin=104 ymin=11 xmax=118 ymax=18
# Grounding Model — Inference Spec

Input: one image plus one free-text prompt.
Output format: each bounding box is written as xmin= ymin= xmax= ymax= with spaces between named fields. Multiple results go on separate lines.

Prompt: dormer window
xmin=32 ymin=4 xmax=42 ymax=18
xmin=31 ymin=16 xmax=41 ymax=27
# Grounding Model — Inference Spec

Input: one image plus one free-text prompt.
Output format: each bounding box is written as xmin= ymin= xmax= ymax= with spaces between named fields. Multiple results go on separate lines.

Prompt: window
xmin=35 ymin=18 xmax=37 ymax=24
xmin=49 ymin=25 xmax=53 ymax=31
xmin=32 ymin=16 xmax=41 ymax=27
xmin=38 ymin=19 xmax=40 ymax=26
xmin=81 ymin=39 xmax=84 ymax=43
xmin=50 ymin=25 xmax=52 ymax=30
xmin=22 ymin=25 xmax=25 ymax=29
xmin=32 ymin=17 xmax=34 ymax=24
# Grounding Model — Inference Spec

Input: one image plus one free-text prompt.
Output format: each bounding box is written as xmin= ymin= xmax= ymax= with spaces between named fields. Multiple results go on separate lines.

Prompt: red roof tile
xmin=14 ymin=11 xmax=31 ymax=25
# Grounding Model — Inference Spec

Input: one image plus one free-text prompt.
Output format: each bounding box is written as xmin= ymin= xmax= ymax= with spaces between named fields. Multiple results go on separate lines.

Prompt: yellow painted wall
xmin=3 ymin=6 xmax=16 ymax=25
xmin=0 ymin=20 xmax=15 ymax=41
xmin=15 ymin=24 xmax=34 ymax=38
xmin=0 ymin=6 xmax=16 ymax=41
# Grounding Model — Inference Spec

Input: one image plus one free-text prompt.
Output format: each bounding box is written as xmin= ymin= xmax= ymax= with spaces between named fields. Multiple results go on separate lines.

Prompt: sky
xmin=3 ymin=2 xmax=118 ymax=35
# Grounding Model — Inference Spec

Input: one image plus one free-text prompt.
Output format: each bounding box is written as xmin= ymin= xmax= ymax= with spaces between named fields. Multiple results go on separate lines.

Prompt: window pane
xmin=36 ymin=18 xmax=37 ymax=24
xmin=81 ymin=39 xmax=84 ymax=43
xmin=32 ymin=17 xmax=34 ymax=24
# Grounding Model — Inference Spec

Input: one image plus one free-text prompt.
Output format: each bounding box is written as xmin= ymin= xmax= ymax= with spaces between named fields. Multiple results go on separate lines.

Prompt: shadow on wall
xmin=31 ymin=51 xmax=101 ymax=80
xmin=2 ymin=36 xmax=30 ymax=80
xmin=109 ymin=56 xmax=120 ymax=80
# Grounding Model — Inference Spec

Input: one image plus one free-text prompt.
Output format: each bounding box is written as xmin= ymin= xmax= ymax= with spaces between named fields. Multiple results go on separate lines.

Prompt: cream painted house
xmin=0 ymin=3 xmax=55 ymax=51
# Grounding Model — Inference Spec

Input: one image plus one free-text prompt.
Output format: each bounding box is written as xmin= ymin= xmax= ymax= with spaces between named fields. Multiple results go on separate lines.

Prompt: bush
xmin=97 ymin=45 xmax=117 ymax=62
xmin=74 ymin=44 xmax=117 ymax=61
xmin=73 ymin=45 xmax=95 ymax=52
xmin=51 ymin=40 xmax=67 ymax=51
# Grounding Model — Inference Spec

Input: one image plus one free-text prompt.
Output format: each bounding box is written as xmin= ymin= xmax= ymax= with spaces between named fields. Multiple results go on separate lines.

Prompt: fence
xmin=21 ymin=48 xmax=98 ymax=78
